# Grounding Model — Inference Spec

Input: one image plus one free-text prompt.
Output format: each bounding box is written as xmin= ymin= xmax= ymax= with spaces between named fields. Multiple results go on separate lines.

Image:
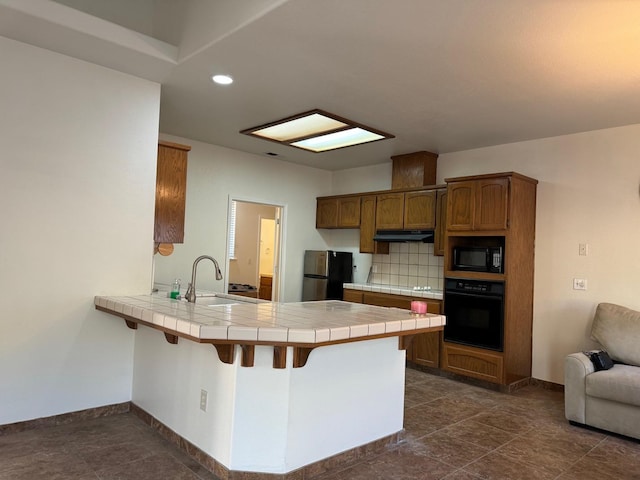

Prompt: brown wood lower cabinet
xmin=342 ymin=289 xmax=442 ymax=368
xmin=441 ymin=342 xmax=504 ymax=384
xmin=343 ymin=289 xmax=363 ymax=303
xmin=412 ymin=331 xmax=441 ymax=368
xmin=259 ymin=275 xmax=272 ymax=301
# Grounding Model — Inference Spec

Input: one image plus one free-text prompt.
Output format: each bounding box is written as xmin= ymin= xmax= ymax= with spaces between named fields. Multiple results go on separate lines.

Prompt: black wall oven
xmin=444 ymin=278 xmax=505 ymax=351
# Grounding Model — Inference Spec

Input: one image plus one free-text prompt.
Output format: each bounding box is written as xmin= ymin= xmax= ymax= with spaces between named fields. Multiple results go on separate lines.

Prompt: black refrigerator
xmin=302 ymin=250 xmax=353 ymax=301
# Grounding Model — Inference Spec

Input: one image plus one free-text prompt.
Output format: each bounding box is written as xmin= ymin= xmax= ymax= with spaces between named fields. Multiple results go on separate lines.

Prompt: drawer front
xmin=441 ymin=342 xmax=504 ymax=384
xmin=343 ymin=289 xmax=364 ymax=303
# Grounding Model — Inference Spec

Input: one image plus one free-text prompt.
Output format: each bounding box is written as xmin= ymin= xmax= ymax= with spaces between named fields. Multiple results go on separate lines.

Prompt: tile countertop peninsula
xmin=94 ymin=294 xmax=445 ymax=368
xmin=95 ymin=293 xmax=446 ymax=476
xmin=344 ymin=283 xmax=443 ymax=300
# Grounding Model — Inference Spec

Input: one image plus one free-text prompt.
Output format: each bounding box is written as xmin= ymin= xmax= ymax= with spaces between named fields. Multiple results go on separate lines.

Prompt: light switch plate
xmin=573 ymin=278 xmax=587 ymax=290
xmin=200 ymin=389 xmax=208 ymax=411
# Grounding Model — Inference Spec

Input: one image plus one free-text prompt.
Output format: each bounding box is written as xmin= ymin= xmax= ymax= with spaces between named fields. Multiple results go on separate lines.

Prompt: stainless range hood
xmin=373 ymin=229 xmax=434 ymax=243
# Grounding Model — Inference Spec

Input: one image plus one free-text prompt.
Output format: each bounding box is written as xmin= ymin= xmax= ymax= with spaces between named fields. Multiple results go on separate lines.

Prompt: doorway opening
xmin=226 ymin=198 xmax=283 ymax=302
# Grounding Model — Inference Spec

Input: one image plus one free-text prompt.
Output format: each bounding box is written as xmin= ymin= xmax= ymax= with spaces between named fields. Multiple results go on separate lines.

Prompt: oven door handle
xmin=444 ymin=290 xmax=504 ymax=300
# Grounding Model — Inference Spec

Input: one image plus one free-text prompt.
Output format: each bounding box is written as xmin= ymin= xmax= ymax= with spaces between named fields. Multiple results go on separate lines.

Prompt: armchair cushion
xmin=586 ymin=365 xmax=640 ymax=407
xmin=591 ymin=303 xmax=640 ymax=367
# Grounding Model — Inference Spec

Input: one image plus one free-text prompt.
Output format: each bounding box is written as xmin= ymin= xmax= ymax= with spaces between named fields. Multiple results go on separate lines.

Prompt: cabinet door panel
xmin=376 ymin=193 xmax=405 ymax=230
xmin=413 ymin=332 xmax=441 ymax=368
xmin=404 ymin=190 xmax=436 ymax=229
xmin=474 ymin=178 xmax=509 ymax=230
xmin=359 ymin=196 xmax=375 ymax=253
xmin=343 ymin=289 xmax=364 ymax=303
xmin=155 ymin=142 xmax=189 ymax=244
xmin=338 ymin=197 xmax=361 ymax=227
xmin=316 ymin=198 xmax=338 ymax=228
xmin=359 ymin=196 xmax=389 ymax=254
xmin=363 ymin=292 xmax=412 ymax=309
xmin=446 ymin=182 xmax=474 ymax=231
xmin=259 ymin=275 xmax=272 ymax=300
xmin=441 ymin=343 xmax=504 ymax=384
xmin=433 ymin=189 xmax=447 ymax=256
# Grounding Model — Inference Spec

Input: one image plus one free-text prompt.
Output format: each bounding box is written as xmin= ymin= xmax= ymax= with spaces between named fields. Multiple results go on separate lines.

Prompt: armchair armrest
xmin=564 ymin=352 xmax=595 ymax=424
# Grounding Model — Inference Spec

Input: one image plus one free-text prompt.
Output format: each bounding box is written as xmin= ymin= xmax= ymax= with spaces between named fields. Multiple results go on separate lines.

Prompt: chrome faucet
xmin=185 ymin=255 xmax=224 ymax=303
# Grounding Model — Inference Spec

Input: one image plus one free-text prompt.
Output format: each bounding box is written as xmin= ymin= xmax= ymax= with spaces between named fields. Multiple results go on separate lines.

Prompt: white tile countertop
xmin=94 ymin=294 xmax=445 ymax=344
xmin=344 ymin=283 xmax=443 ymax=300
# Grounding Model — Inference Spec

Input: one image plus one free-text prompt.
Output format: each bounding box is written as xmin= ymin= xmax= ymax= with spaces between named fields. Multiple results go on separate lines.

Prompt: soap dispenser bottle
xmin=170 ymin=279 xmax=181 ymax=299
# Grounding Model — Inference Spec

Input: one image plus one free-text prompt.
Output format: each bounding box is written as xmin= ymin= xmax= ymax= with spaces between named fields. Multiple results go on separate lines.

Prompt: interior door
xmin=271 ymin=209 xmax=282 ymax=302
xmin=226 ymin=198 xmax=284 ymax=301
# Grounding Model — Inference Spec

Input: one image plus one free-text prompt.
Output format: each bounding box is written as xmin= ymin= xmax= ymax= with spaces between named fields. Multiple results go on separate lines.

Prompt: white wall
xmin=437 ymin=124 xmax=640 ymax=384
xmin=153 ymin=135 xmax=333 ymax=302
xmin=330 ymin=162 xmax=392 ymax=195
xmin=0 ymin=36 xmax=160 ymax=424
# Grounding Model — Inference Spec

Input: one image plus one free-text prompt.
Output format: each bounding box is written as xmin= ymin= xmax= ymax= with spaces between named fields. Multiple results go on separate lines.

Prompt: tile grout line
xmin=549 ymin=434 xmax=614 ymax=480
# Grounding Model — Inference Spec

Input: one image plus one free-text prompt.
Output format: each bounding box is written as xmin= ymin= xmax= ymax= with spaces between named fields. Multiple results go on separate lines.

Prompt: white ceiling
xmin=2 ymin=0 xmax=640 ymax=171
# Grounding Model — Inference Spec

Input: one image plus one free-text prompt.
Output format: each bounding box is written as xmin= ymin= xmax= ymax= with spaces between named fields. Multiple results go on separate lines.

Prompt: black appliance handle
xmin=304 ymin=274 xmax=329 ymax=280
xmin=444 ymin=290 xmax=504 ymax=300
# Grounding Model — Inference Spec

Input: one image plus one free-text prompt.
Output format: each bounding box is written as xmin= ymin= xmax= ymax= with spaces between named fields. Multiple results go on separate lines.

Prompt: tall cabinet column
xmin=442 ymin=172 xmax=537 ymax=388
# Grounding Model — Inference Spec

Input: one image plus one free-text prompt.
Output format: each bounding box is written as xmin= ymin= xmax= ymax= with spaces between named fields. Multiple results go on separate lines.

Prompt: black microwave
xmin=452 ymin=246 xmax=503 ymax=273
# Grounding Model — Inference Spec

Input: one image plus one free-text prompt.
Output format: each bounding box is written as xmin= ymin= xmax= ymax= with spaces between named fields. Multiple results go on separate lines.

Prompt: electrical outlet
xmin=200 ymin=389 xmax=208 ymax=412
xmin=579 ymin=243 xmax=588 ymax=256
xmin=573 ymin=278 xmax=587 ymax=290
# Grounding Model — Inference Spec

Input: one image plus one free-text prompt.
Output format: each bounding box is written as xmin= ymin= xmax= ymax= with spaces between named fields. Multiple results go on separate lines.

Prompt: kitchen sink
xmin=206 ymin=297 xmax=242 ymax=306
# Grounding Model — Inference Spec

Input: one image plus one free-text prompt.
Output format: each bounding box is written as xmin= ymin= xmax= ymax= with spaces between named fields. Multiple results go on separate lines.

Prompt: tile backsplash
xmin=371 ymin=243 xmax=444 ymax=290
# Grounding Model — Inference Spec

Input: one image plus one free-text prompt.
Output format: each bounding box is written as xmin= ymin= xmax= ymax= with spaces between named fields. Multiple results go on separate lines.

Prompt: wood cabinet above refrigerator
xmin=316 ymin=196 xmax=361 ymax=228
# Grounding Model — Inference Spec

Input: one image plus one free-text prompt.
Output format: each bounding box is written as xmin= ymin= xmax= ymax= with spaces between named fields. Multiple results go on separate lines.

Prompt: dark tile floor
xmin=315 ymin=369 xmax=640 ymax=480
xmin=0 ymin=412 xmax=217 ymax=480
xmin=1 ymin=369 xmax=639 ymax=479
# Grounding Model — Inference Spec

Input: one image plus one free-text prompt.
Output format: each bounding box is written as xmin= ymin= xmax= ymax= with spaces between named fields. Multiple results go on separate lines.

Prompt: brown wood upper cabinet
xmin=359 ymin=195 xmax=389 ymax=254
xmin=404 ymin=190 xmax=437 ymax=229
xmin=376 ymin=190 xmax=436 ymax=230
xmin=447 ymin=177 xmax=509 ymax=231
xmin=154 ymin=141 xmax=190 ymax=244
xmin=375 ymin=192 xmax=405 ymax=230
xmin=433 ymin=189 xmax=447 ymax=256
xmin=316 ymin=196 xmax=361 ymax=228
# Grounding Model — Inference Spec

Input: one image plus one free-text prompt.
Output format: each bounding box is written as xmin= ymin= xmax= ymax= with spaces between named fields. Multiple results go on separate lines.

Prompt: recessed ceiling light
xmin=212 ymin=74 xmax=233 ymax=85
xmin=240 ymin=109 xmax=394 ymax=153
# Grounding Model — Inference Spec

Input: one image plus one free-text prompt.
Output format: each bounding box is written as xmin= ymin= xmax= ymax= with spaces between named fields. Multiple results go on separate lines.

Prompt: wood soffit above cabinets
xmin=391 ymin=151 xmax=438 ymax=189
xmin=444 ymin=171 xmax=538 ymax=185
xmin=318 ymin=150 xmax=443 ymax=201
xmin=316 ymin=183 xmax=447 ymax=201
xmin=317 ymin=171 xmax=537 ymax=202
xmin=158 ymin=140 xmax=191 ymax=152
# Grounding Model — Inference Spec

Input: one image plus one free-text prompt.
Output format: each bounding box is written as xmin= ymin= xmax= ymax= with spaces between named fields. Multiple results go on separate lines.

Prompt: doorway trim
xmin=226 ymin=195 xmax=286 ymax=302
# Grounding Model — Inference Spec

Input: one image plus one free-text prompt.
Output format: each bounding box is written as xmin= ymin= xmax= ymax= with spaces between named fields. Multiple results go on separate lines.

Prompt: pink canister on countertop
xmin=410 ymin=301 xmax=427 ymax=314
